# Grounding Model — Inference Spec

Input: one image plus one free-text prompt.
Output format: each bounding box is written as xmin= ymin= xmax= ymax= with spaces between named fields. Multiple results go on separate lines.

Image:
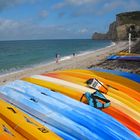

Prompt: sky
xmin=0 ymin=0 xmax=140 ymax=40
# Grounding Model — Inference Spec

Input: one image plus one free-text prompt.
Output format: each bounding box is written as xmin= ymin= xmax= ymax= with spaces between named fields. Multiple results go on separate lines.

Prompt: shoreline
xmin=0 ymin=41 xmax=113 ymax=76
xmin=0 ymin=41 xmax=115 ymax=76
xmin=0 ymin=40 xmax=133 ymax=85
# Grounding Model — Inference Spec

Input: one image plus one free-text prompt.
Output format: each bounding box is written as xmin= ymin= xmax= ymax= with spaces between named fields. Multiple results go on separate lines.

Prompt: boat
xmin=42 ymin=72 xmax=140 ymax=117
xmin=107 ymin=55 xmax=140 ymax=61
xmin=50 ymin=69 xmax=140 ymax=102
xmin=0 ymin=81 xmax=112 ymax=140
xmin=0 ymin=80 xmax=139 ymax=139
xmin=0 ymin=99 xmax=62 ymax=140
xmin=118 ymin=52 xmax=140 ymax=56
xmin=107 ymin=55 xmax=120 ymax=60
xmin=22 ymin=70 xmax=140 ymax=136
xmin=44 ymin=70 xmax=140 ymax=136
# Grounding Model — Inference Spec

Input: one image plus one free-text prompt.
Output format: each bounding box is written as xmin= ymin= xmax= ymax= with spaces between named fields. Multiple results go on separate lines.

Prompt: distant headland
xmin=92 ymin=11 xmax=140 ymax=40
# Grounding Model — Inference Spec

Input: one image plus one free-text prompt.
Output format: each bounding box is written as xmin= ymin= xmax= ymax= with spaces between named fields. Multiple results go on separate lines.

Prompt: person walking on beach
xmin=56 ymin=53 xmax=60 ymax=63
xmin=72 ymin=53 xmax=76 ymax=57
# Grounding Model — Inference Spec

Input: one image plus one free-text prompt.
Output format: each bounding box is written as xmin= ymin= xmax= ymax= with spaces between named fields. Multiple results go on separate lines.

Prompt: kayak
xmin=22 ymin=72 xmax=140 ymax=136
xmin=51 ymin=69 xmax=140 ymax=102
xmin=107 ymin=55 xmax=120 ymax=60
xmin=0 ymin=82 xmax=110 ymax=140
xmin=41 ymin=73 xmax=140 ymax=117
xmin=32 ymin=74 xmax=140 ymax=112
xmin=119 ymin=56 xmax=140 ymax=61
xmin=46 ymin=72 xmax=140 ymax=108
xmin=90 ymin=68 xmax=140 ymax=83
xmin=0 ymin=118 xmax=26 ymax=140
xmin=107 ymin=55 xmax=140 ymax=61
xmin=0 ymin=80 xmax=139 ymax=140
xmin=44 ymin=70 xmax=140 ymax=112
xmin=117 ymin=52 xmax=140 ymax=56
xmin=43 ymin=71 xmax=140 ymax=136
xmin=0 ymin=99 xmax=62 ymax=140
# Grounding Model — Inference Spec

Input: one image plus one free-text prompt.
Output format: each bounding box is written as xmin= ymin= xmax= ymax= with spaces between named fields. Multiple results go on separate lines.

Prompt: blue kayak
xmin=0 ymin=80 xmax=139 ymax=140
xmin=107 ymin=55 xmax=120 ymax=60
xmin=107 ymin=55 xmax=140 ymax=61
xmin=119 ymin=56 xmax=140 ymax=61
xmin=0 ymin=85 xmax=95 ymax=140
xmin=90 ymin=68 xmax=140 ymax=83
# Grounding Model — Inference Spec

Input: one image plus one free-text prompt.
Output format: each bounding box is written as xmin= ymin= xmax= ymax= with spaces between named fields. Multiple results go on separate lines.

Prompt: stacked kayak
xmin=22 ymin=69 xmax=140 ymax=137
xmin=0 ymin=98 xmax=61 ymax=140
xmin=90 ymin=68 xmax=140 ymax=83
xmin=0 ymin=80 xmax=139 ymax=140
xmin=45 ymin=70 xmax=139 ymax=107
xmin=107 ymin=55 xmax=140 ymax=61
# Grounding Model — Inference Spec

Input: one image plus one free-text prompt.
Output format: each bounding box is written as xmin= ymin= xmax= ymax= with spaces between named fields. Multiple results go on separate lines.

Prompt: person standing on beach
xmin=72 ymin=53 xmax=76 ymax=57
xmin=56 ymin=53 xmax=60 ymax=63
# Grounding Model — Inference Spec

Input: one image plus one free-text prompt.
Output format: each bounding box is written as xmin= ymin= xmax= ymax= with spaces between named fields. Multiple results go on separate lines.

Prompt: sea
xmin=0 ymin=39 xmax=112 ymax=74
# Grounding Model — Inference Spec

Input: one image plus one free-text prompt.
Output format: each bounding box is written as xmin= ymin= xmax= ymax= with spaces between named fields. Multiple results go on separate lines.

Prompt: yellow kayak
xmin=53 ymin=69 xmax=140 ymax=102
xmin=0 ymin=118 xmax=26 ymax=140
xmin=118 ymin=52 xmax=140 ymax=56
xmin=0 ymin=99 xmax=62 ymax=140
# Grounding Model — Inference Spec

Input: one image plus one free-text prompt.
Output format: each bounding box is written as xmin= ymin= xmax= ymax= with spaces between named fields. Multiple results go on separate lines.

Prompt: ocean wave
xmin=60 ymin=56 xmax=73 ymax=61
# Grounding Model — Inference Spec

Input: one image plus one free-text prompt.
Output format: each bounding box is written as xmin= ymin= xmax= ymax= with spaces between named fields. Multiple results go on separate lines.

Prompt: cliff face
xmin=107 ymin=21 xmax=117 ymax=40
xmin=92 ymin=21 xmax=117 ymax=40
xmin=116 ymin=11 xmax=140 ymax=40
xmin=92 ymin=11 xmax=140 ymax=40
xmin=116 ymin=11 xmax=140 ymax=26
xmin=92 ymin=32 xmax=107 ymax=40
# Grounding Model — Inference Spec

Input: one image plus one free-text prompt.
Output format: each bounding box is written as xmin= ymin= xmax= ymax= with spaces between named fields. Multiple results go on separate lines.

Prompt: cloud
xmin=0 ymin=19 xmax=20 ymax=31
xmin=79 ymin=28 xmax=88 ymax=34
xmin=0 ymin=19 xmax=36 ymax=39
xmin=52 ymin=0 xmax=100 ymax=17
xmin=65 ymin=0 xmax=95 ymax=5
xmin=0 ymin=0 xmax=37 ymax=11
xmin=0 ymin=18 xmax=90 ymax=40
xmin=52 ymin=2 xmax=66 ymax=10
xmin=97 ymin=1 xmax=123 ymax=15
xmin=52 ymin=0 xmax=140 ymax=17
xmin=52 ymin=0 xmax=100 ymax=10
xmin=58 ymin=12 xmax=65 ymax=18
xmin=39 ymin=10 xmax=49 ymax=18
